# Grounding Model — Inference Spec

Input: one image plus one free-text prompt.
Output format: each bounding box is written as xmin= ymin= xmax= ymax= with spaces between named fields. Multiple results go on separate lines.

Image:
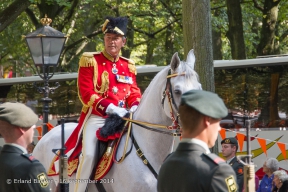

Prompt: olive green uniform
xmin=229 ymin=156 xmax=244 ymax=192
xmin=0 ymin=145 xmax=50 ymax=192
xmin=158 ymin=143 xmax=238 ymax=192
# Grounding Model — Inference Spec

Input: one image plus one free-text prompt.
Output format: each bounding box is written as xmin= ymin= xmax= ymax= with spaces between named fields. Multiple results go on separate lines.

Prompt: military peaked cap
xmin=102 ymin=16 xmax=128 ymax=36
xmin=180 ymin=90 xmax=228 ymax=119
xmin=0 ymin=102 xmax=38 ymax=128
xmin=221 ymin=137 xmax=238 ymax=147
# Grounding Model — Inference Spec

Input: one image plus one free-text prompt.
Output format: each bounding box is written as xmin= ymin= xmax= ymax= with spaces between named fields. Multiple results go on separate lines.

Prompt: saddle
xmin=47 ymin=113 xmax=131 ymax=181
xmin=91 ymin=113 xmax=130 ymax=180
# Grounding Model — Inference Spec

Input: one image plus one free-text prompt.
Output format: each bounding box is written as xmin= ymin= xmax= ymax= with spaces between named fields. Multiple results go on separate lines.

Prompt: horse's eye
xmin=174 ymin=89 xmax=181 ymax=95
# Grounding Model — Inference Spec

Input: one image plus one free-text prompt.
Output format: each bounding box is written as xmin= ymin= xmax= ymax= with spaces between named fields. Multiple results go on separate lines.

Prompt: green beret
xmin=0 ymin=102 xmax=38 ymax=128
xmin=180 ymin=90 xmax=228 ymax=119
xmin=221 ymin=137 xmax=238 ymax=146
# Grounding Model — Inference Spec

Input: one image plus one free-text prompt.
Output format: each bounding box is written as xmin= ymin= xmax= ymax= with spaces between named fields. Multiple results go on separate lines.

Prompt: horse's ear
xmin=170 ymin=52 xmax=180 ymax=71
xmin=186 ymin=49 xmax=196 ymax=69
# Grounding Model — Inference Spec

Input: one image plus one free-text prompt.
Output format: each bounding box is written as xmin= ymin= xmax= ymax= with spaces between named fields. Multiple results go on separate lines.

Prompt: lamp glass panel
xmin=42 ymin=37 xmax=65 ymax=65
xmin=26 ymin=38 xmax=43 ymax=65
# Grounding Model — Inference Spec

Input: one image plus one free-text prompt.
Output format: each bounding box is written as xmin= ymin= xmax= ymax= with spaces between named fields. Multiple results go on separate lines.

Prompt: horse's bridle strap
xmin=166 ymin=72 xmax=185 ymax=79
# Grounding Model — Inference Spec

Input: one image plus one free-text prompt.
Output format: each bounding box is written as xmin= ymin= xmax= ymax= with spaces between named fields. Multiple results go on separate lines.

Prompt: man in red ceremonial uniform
xmin=51 ymin=16 xmax=142 ymax=192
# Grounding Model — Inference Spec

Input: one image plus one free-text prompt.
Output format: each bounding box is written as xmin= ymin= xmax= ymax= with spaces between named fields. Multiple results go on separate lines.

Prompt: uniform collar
xmin=102 ymin=49 xmax=120 ymax=62
xmin=226 ymin=156 xmax=236 ymax=164
xmin=5 ymin=143 xmax=28 ymax=153
xmin=180 ymin=138 xmax=211 ymax=154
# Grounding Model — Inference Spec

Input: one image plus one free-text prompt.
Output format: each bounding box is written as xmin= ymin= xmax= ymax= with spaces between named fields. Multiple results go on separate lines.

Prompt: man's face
xmin=104 ymin=33 xmax=126 ymax=57
xmin=207 ymin=118 xmax=221 ymax=148
xmin=221 ymin=144 xmax=235 ymax=158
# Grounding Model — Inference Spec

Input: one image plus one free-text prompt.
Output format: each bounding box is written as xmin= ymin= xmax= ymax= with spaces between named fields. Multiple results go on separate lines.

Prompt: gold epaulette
xmin=79 ymin=52 xmax=100 ymax=67
xmin=120 ymin=56 xmax=137 ymax=75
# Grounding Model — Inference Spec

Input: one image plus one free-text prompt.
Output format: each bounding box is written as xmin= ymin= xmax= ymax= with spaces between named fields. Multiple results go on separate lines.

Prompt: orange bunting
xmin=277 ymin=142 xmax=287 ymax=160
xmin=257 ymin=138 xmax=267 ymax=156
xmin=219 ymin=128 xmax=226 ymax=140
xmin=236 ymin=133 xmax=245 ymax=152
xmin=47 ymin=122 xmax=55 ymax=131
xmin=36 ymin=126 xmax=42 ymax=141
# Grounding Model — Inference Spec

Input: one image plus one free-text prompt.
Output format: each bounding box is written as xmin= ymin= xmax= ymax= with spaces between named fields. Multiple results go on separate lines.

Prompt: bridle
xmin=122 ymin=68 xmax=185 ymax=136
xmin=161 ymin=68 xmax=185 ymax=131
xmin=114 ymin=69 xmax=186 ymax=164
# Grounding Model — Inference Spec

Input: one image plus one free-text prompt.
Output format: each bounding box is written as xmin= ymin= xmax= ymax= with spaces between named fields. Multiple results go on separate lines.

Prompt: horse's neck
xmin=132 ymin=70 xmax=175 ymax=172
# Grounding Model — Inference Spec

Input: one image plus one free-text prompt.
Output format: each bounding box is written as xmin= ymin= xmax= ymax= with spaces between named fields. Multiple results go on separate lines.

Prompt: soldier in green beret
xmin=221 ymin=137 xmax=244 ymax=191
xmin=0 ymin=102 xmax=50 ymax=192
xmin=158 ymin=90 xmax=238 ymax=192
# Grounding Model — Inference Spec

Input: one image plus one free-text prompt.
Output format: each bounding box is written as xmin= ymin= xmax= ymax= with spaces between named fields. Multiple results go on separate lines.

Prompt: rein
xmin=112 ymin=69 xmax=185 ymax=179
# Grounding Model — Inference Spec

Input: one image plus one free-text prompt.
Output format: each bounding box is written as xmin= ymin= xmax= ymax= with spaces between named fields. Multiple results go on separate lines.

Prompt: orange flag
xmin=219 ymin=128 xmax=226 ymax=140
xmin=36 ymin=126 xmax=42 ymax=141
xmin=277 ymin=142 xmax=287 ymax=160
xmin=236 ymin=133 xmax=245 ymax=152
xmin=257 ymin=138 xmax=267 ymax=156
xmin=47 ymin=122 xmax=54 ymax=132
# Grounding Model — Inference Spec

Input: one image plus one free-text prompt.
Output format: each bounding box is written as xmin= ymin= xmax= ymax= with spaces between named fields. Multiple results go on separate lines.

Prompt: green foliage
xmin=1 ymin=0 xmax=288 ymax=117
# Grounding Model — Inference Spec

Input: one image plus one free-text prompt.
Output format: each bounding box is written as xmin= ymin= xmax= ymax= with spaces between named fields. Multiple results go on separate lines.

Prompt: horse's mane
xmin=141 ymin=66 xmax=169 ymax=99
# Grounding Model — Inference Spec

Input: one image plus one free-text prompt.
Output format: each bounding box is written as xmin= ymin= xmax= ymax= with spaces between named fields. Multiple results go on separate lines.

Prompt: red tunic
xmin=48 ymin=51 xmax=141 ymax=176
xmin=78 ymin=50 xmax=141 ymax=116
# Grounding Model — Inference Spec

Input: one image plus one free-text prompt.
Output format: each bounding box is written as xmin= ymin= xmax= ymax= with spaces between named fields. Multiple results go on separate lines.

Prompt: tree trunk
xmin=225 ymin=0 xmax=246 ymax=59
xmin=0 ymin=0 xmax=31 ymax=32
xmin=182 ymin=0 xmax=214 ymax=91
xmin=182 ymin=0 xmax=216 ymax=153
xmin=257 ymin=0 xmax=281 ymax=56
xmin=212 ymin=28 xmax=222 ymax=60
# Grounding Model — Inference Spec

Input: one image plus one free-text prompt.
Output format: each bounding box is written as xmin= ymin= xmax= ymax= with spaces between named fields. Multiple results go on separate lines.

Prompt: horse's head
xmin=168 ymin=49 xmax=202 ymax=109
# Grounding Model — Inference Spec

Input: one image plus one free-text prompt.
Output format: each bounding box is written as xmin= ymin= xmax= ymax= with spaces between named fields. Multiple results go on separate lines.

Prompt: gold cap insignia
xmin=225 ymin=139 xmax=231 ymax=143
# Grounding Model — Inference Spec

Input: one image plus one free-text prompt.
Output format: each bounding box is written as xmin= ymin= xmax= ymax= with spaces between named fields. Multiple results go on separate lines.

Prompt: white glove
xmin=106 ymin=103 xmax=128 ymax=117
xmin=129 ymin=105 xmax=138 ymax=113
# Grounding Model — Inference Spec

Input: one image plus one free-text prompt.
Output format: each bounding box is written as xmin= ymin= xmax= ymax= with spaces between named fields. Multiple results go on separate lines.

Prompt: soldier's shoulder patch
xmin=204 ymin=153 xmax=225 ymax=165
xmin=37 ymin=173 xmax=49 ymax=188
xmin=21 ymin=154 xmax=38 ymax=162
xmin=225 ymin=175 xmax=238 ymax=192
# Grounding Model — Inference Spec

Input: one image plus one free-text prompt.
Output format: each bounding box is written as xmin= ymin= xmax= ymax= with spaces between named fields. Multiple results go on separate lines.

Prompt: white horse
xmin=33 ymin=49 xmax=202 ymax=192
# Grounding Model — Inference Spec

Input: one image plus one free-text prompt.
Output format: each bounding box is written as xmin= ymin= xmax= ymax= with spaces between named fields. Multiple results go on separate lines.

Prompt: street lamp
xmin=24 ymin=15 xmax=67 ymax=135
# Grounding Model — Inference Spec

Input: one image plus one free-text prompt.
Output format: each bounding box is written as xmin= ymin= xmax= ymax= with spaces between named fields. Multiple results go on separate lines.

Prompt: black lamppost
xmin=24 ymin=15 xmax=67 ymax=135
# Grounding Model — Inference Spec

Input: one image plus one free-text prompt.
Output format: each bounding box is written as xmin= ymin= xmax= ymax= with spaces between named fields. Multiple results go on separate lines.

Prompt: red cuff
xmin=95 ymin=99 xmax=110 ymax=116
xmin=130 ymin=101 xmax=140 ymax=107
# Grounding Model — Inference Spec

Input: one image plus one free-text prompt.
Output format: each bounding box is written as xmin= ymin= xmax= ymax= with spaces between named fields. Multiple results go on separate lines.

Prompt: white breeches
xmin=74 ymin=114 xmax=105 ymax=192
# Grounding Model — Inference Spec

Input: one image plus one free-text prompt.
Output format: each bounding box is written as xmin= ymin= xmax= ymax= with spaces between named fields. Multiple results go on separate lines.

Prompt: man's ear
xmin=203 ymin=116 xmax=210 ymax=127
xmin=122 ymin=38 xmax=127 ymax=47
